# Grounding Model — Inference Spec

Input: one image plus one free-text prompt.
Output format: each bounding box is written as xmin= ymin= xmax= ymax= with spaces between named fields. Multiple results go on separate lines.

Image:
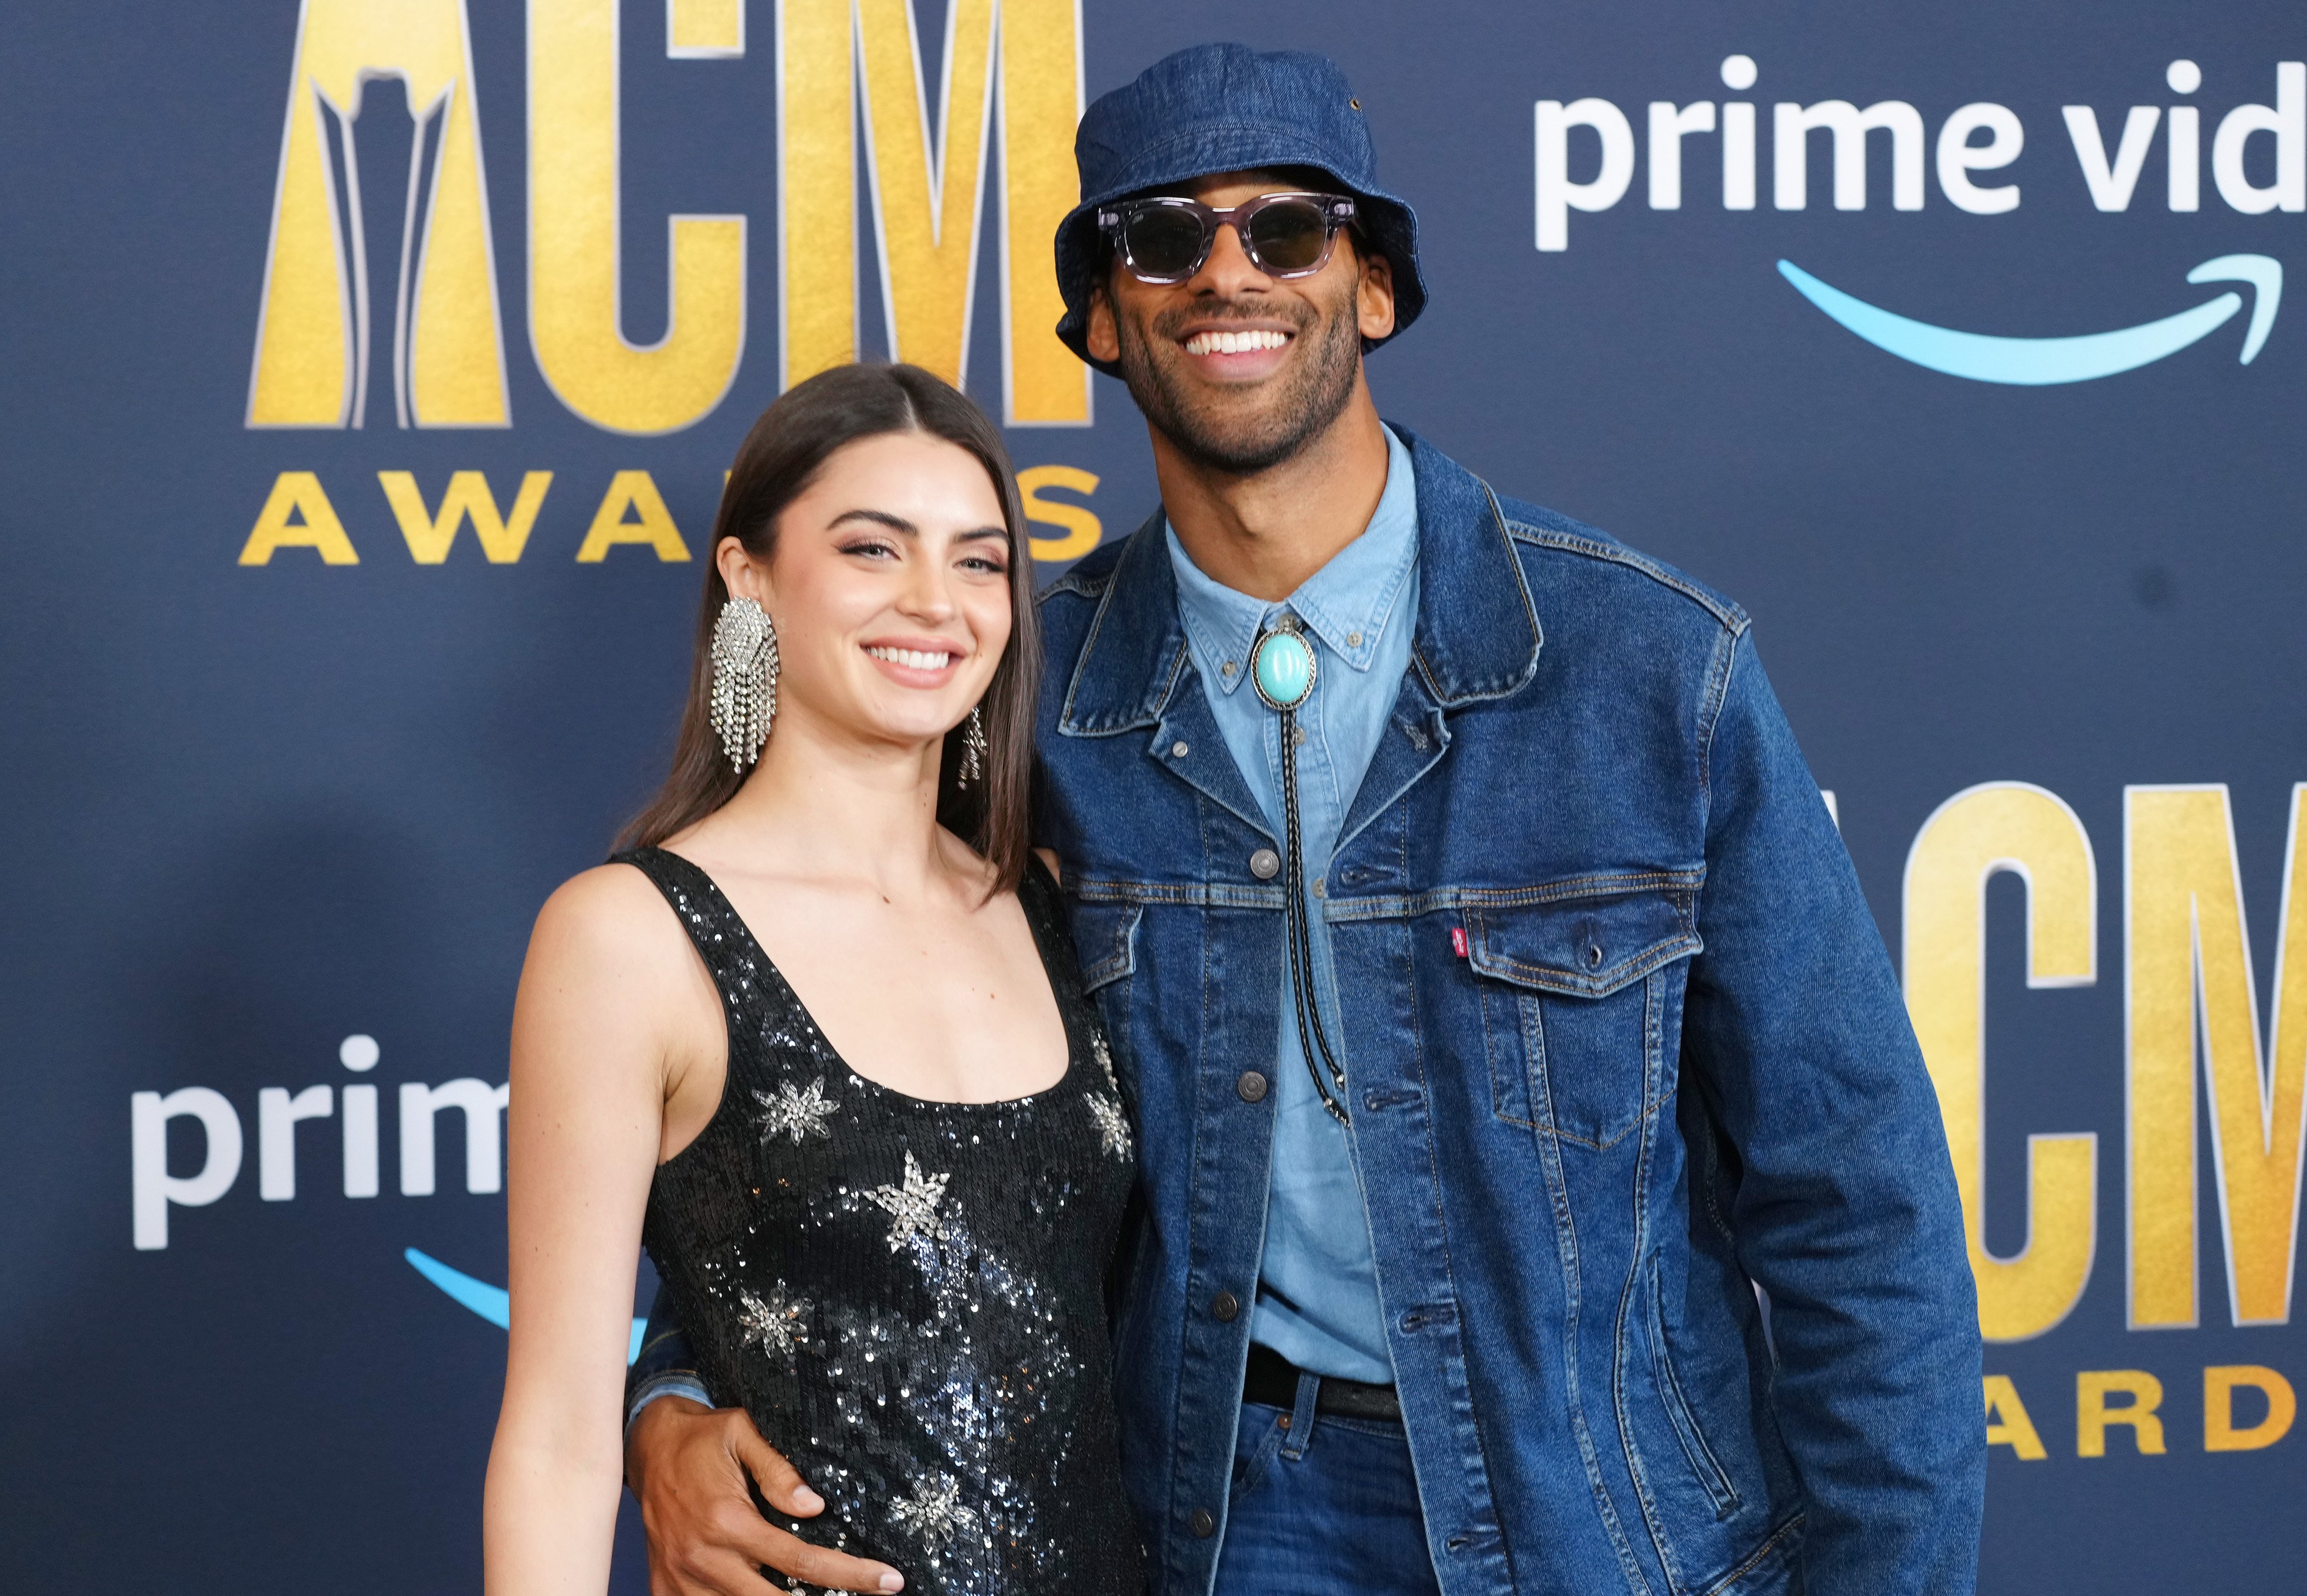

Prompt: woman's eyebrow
xmin=829 ymin=508 xmax=916 ymax=534
xmin=956 ymin=525 xmax=1009 ymax=543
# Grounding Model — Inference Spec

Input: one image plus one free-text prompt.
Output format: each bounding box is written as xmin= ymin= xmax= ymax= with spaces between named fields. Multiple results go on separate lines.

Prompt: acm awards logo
xmin=1534 ymin=53 xmax=2296 ymax=382
xmin=234 ymin=0 xmax=1103 ymax=570
xmin=180 ymin=0 xmax=1105 ymax=1358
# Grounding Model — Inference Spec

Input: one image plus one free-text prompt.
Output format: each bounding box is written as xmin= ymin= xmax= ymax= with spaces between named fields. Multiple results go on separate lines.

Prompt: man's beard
xmin=1113 ymin=288 xmax=1363 ymax=476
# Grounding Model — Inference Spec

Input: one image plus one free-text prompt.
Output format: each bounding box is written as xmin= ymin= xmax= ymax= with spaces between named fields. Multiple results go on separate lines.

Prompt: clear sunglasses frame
xmin=1096 ymin=192 xmax=1359 ymax=285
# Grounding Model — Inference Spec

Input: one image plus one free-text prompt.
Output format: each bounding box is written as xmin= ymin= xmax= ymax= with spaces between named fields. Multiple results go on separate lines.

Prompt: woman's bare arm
xmin=484 ymin=866 xmax=697 ymax=1596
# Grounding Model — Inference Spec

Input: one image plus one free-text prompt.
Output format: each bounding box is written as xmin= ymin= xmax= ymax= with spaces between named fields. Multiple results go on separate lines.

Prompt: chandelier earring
xmin=960 ymin=705 xmax=988 ymax=788
xmin=709 ymin=596 xmax=780 ymax=772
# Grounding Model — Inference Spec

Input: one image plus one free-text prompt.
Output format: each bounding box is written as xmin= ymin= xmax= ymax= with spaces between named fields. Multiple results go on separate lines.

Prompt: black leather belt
xmin=1243 ymin=1343 xmax=1402 ymax=1424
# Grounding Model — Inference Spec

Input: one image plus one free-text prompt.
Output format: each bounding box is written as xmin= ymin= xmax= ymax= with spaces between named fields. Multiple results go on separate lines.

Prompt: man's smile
xmin=1174 ymin=319 xmax=1299 ymax=379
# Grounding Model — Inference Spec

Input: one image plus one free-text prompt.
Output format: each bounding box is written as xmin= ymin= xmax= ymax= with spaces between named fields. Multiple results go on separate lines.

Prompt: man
xmin=623 ymin=43 xmax=1983 ymax=1596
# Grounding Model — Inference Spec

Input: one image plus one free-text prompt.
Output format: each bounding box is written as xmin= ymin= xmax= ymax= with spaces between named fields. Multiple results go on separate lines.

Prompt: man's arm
xmin=1680 ymin=628 xmax=1984 ymax=1594
xmin=622 ymin=1286 xmax=904 ymax=1595
xmin=626 ymin=1281 xmax=713 ymax=1426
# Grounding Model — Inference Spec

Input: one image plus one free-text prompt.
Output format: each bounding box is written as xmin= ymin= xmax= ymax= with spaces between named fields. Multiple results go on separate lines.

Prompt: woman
xmin=484 ymin=364 xmax=1142 ymax=1596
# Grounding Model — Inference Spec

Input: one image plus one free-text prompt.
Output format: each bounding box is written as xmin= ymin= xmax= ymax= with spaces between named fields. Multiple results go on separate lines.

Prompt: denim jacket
xmin=1032 ymin=430 xmax=1983 ymax=1596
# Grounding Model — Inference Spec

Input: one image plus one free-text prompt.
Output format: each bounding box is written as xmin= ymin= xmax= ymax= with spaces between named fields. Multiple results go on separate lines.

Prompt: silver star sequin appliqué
xmin=1087 ymin=1093 xmax=1132 ymax=1159
xmin=866 ymin=1151 xmax=951 ymax=1251
xmin=734 ymin=1283 xmax=808 ymax=1360
xmin=888 ymin=1473 xmax=977 ymax=1547
xmin=1089 ymin=1030 xmax=1119 ymax=1089
xmin=754 ymin=1076 xmax=838 ymax=1144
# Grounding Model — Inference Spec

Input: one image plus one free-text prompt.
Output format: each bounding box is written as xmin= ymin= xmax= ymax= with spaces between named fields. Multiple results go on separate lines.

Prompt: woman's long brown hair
xmin=617 ymin=363 xmax=1041 ymax=894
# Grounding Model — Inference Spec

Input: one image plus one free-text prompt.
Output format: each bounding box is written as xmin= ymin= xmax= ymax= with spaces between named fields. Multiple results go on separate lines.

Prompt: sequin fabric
xmin=619 ymin=848 xmax=1143 ymax=1596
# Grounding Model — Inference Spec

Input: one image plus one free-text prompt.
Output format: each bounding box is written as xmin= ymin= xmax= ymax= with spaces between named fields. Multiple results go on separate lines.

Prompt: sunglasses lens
xmin=1123 ymin=207 xmax=1209 ymax=277
xmin=1245 ymin=201 xmax=1332 ymax=273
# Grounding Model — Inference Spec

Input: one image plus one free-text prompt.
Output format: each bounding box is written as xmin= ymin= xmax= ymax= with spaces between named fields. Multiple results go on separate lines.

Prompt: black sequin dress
xmin=618 ymin=847 xmax=1144 ymax=1596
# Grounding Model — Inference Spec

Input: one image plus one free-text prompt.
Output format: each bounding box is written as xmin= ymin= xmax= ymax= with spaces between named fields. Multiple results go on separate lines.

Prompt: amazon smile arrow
xmin=405 ymin=1246 xmax=648 ymax=1365
xmin=1779 ymin=255 xmax=2281 ymax=384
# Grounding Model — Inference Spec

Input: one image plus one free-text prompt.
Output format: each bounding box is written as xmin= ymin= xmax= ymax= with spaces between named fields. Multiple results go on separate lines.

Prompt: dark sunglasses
xmin=1097 ymin=192 xmax=1359 ymax=284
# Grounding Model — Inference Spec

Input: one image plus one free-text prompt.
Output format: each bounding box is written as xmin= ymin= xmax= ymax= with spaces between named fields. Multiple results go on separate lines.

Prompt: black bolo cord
xmin=1275 ymin=694 xmax=1352 ymax=1127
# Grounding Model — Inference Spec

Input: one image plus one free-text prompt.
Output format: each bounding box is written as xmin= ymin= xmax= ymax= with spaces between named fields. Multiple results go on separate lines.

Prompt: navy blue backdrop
xmin=2 ymin=2 xmax=2302 ymax=1590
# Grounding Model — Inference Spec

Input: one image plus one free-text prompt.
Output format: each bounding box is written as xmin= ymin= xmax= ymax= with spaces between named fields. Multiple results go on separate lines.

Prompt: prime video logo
xmin=1534 ymin=55 xmax=2299 ymax=382
xmin=130 ymin=1032 xmax=643 ymax=1361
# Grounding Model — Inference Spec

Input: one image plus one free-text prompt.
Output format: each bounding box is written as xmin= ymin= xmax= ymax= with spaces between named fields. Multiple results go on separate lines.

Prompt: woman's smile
xmin=862 ymin=639 xmax=967 ymax=686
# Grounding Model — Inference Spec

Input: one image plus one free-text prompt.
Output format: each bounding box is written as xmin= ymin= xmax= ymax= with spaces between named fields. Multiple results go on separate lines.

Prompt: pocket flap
xmin=1069 ymin=900 xmax=1143 ymax=991
xmin=1466 ymin=889 xmax=1700 ymax=999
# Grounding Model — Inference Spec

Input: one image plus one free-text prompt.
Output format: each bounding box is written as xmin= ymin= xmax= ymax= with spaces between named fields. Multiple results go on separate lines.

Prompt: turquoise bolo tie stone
xmin=1252 ymin=627 xmax=1316 ymax=710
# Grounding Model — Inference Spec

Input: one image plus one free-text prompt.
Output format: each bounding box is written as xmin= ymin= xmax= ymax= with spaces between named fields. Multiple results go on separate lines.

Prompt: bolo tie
xmin=1248 ymin=615 xmax=1353 ymax=1127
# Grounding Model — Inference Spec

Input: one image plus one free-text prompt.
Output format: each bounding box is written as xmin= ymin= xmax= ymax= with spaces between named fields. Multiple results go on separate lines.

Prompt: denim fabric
xmin=625 ymin=1280 xmax=710 ymax=1429
xmin=1214 ymin=1391 xmax=1441 ymax=1596
xmin=1052 ymin=43 xmax=1426 ymax=371
xmin=1164 ymin=423 xmax=1419 ymax=1384
xmin=1036 ymin=429 xmax=1984 ymax=1596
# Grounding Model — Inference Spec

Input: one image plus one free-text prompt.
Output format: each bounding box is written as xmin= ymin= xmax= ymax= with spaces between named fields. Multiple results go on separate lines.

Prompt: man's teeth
xmin=868 ymin=646 xmax=953 ymax=670
xmin=1184 ymin=328 xmax=1291 ymax=356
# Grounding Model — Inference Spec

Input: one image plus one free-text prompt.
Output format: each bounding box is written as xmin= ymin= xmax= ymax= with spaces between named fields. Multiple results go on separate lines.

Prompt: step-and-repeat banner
xmin=2 ymin=1 xmax=2300 ymax=1590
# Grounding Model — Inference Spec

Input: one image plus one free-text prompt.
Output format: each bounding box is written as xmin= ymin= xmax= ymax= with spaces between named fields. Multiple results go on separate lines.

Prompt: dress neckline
xmin=645 ymin=845 xmax=1083 ymax=1114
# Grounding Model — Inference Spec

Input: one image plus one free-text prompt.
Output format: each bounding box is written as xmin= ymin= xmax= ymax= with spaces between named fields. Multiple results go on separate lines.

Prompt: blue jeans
xmin=1213 ymin=1378 xmax=1441 ymax=1596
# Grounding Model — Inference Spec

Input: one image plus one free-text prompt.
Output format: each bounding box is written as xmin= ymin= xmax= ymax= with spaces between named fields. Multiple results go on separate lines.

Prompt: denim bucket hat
xmin=1053 ymin=44 xmax=1427 ymax=374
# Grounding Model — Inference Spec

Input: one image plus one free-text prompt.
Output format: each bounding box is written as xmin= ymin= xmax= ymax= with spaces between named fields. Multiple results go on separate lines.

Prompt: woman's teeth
xmin=1184 ymin=328 xmax=1290 ymax=356
xmin=867 ymin=646 xmax=954 ymax=670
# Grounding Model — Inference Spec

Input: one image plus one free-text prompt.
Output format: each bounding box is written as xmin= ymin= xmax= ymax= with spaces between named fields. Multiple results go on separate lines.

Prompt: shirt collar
xmin=1165 ymin=425 xmax=1421 ymax=696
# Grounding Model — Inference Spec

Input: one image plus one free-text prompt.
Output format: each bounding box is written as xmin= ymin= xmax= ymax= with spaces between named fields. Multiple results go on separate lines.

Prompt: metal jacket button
xmin=1237 ymin=1070 xmax=1269 ymax=1103
xmin=1212 ymin=1291 xmax=1240 ymax=1321
xmin=1249 ymin=848 xmax=1280 ymax=879
xmin=1191 ymin=1509 xmax=1216 ymax=1538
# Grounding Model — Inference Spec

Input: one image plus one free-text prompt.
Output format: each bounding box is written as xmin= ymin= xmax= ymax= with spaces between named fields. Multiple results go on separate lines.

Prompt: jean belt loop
xmin=1282 ymin=1370 xmax=1320 ymax=1461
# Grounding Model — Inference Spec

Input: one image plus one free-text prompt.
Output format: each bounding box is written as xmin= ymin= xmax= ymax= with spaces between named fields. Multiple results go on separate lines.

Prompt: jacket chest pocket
xmin=1467 ymin=887 xmax=1700 ymax=1150
xmin=1065 ymin=899 xmax=1143 ymax=1090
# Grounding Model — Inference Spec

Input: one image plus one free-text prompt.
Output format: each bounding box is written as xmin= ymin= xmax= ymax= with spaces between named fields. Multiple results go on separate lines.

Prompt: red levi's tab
xmin=1451 ymin=926 xmax=1469 ymax=958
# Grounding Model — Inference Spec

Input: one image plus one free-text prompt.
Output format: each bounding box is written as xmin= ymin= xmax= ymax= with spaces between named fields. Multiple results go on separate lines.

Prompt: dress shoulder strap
xmin=610 ymin=845 xmax=760 ymax=1001
xmin=1015 ymin=854 xmax=1088 ymax=1003
xmin=1017 ymin=850 xmax=1059 ymax=913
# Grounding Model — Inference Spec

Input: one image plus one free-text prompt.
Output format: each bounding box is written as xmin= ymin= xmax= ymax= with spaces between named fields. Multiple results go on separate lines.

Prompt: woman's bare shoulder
xmin=527 ymin=861 xmax=689 ymax=975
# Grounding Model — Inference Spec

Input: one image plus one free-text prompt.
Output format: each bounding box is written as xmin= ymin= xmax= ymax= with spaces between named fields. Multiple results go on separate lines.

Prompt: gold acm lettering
xmin=529 ymin=0 xmax=746 ymax=435
xmin=1981 ymin=1374 xmax=2048 ymax=1460
xmin=248 ymin=0 xmax=510 ymax=428
xmin=2203 ymin=1364 xmax=2296 ymax=1452
xmin=1904 ymin=782 xmax=2098 ymax=1341
xmin=2126 ymin=785 xmax=2307 ymax=1329
xmin=240 ymin=472 xmax=361 ymax=565
xmin=1018 ymin=465 xmax=1100 ymax=561
xmin=575 ymin=470 xmax=692 ymax=562
xmin=778 ymin=0 xmax=1088 ymax=423
xmin=379 ymin=470 xmax=552 ymax=563
xmin=2076 ymin=1368 xmax=2166 ymax=1457
xmin=667 ymin=0 xmax=743 ymax=57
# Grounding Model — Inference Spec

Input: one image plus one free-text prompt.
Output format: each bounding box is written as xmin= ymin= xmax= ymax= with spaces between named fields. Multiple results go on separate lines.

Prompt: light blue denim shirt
xmin=1163 ymin=423 xmax=1420 ymax=1384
